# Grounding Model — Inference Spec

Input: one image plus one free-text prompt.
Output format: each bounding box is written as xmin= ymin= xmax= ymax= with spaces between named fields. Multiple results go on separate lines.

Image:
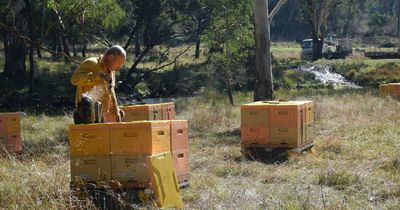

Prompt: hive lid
xmin=241 ymin=101 xmax=309 ymax=109
xmin=108 ymin=120 xmax=171 ymax=128
xmin=121 ymin=104 xmax=162 ymax=109
xmin=69 ymin=123 xmax=109 ymax=130
xmin=148 ymin=152 xmax=183 ymax=209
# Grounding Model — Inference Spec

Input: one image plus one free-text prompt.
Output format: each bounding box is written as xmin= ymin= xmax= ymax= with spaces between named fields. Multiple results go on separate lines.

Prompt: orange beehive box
xmin=161 ymin=102 xmax=176 ymax=120
xmin=109 ymin=121 xmax=170 ymax=155
xmin=267 ymin=101 xmax=305 ymax=127
xmin=170 ymin=120 xmax=189 ymax=150
xmin=0 ymin=113 xmax=20 ymax=134
xmin=0 ymin=113 xmax=22 ymax=153
xmin=69 ymin=124 xmax=110 ymax=156
xmin=240 ymin=101 xmax=310 ymax=148
xmin=240 ymin=126 xmax=269 ymax=146
xmin=379 ymin=83 xmax=400 ymax=97
xmin=0 ymin=133 xmax=22 ymax=153
xmin=121 ymin=104 xmax=162 ymax=122
xmin=70 ymin=155 xmax=111 ymax=184
xmin=172 ymin=148 xmax=189 ymax=182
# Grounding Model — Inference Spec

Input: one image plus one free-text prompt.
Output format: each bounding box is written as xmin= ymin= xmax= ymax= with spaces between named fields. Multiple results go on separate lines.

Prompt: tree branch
xmin=131 ymin=44 xmax=193 ymax=86
xmin=0 ymin=22 xmax=80 ymax=64
xmin=269 ymin=0 xmax=288 ymax=21
xmin=123 ymin=23 xmax=139 ymax=50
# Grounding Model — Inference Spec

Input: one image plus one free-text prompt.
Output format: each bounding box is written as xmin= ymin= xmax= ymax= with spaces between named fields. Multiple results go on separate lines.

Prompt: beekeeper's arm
xmin=71 ymin=61 xmax=105 ymax=86
xmin=109 ymin=73 xmax=122 ymax=122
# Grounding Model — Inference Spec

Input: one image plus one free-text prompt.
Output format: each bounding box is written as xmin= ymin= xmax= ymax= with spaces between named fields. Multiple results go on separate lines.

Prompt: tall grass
xmin=1 ymin=88 xmax=400 ymax=209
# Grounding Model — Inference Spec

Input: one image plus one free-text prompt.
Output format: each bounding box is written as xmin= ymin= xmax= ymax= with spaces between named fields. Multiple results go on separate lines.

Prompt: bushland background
xmin=0 ymin=0 xmax=400 ymax=209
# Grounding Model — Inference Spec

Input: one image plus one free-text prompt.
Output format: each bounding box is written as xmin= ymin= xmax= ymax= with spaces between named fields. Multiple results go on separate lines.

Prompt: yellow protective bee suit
xmin=71 ymin=55 xmax=119 ymax=122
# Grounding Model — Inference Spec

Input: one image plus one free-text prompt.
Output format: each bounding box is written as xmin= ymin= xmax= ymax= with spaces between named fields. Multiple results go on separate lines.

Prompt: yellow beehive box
xmin=70 ymin=155 xmax=111 ymax=184
xmin=149 ymin=152 xmax=183 ymax=209
xmin=304 ymin=101 xmax=315 ymax=124
xmin=109 ymin=121 xmax=170 ymax=155
xmin=121 ymin=104 xmax=162 ymax=122
xmin=241 ymin=103 xmax=269 ymax=126
xmin=305 ymin=124 xmax=314 ymax=145
xmin=111 ymin=154 xmax=151 ymax=184
xmin=269 ymin=126 xmax=306 ymax=148
xmin=69 ymin=124 xmax=110 ymax=156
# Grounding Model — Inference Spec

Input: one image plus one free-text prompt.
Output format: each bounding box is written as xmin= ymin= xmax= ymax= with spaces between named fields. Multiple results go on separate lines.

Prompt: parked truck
xmin=301 ymin=35 xmax=352 ymax=60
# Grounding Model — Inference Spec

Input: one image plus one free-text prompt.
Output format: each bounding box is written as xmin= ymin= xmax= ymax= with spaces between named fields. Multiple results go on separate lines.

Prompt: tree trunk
xmin=397 ymin=0 xmax=400 ymax=36
xmin=226 ymin=77 xmax=234 ymax=106
xmin=82 ymin=41 xmax=87 ymax=57
xmin=52 ymin=30 xmax=57 ymax=54
xmin=57 ymin=34 xmax=63 ymax=59
xmin=195 ymin=21 xmax=201 ymax=59
xmin=135 ymin=30 xmax=141 ymax=58
xmin=26 ymin=0 xmax=34 ymax=95
xmin=53 ymin=9 xmax=70 ymax=63
xmin=36 ymin=48 xmax=42 ymax=58
xmin=4 ymin=0 xmax=29 ymax=79
xmin=2 ymin=32 xmax=8 ymax=58
xmin=312 ymin=38 xmax=323 ymax=60
xmin=195 ymin=38 xmax=200 ymax=59
xmin=72 ymin=40 xmax=77 ymax=57
xmin=254 ymin=0 xmax=273 ymax=101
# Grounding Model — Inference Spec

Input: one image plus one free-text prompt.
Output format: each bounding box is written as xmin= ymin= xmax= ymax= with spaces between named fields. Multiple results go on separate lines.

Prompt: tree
xmin=203 ymin=0 xmax=254 ymax=105
xmin=300 ymin=0 xmax=337 ymax=61
xmin=3 ymin=0 xmax=29 ymax=80
xmin=253 ymin=0 xmax=287 ymax=101
xmin=120 ymin=0 xmax=195 ymax=89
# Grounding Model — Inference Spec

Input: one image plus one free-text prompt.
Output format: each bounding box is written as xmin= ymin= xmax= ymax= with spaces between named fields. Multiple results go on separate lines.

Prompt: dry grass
xmin=1 ymin=89 xmax=400 ymax=209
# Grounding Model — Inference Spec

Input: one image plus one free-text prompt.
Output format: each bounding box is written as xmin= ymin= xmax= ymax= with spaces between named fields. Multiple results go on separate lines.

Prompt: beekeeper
xmin=71 ymin=45 xmax=126 ymax=122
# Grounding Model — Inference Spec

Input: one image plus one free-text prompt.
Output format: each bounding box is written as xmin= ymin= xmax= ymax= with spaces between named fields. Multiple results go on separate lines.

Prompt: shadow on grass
xmin=214 ymin=128 xmax=241 ymax=146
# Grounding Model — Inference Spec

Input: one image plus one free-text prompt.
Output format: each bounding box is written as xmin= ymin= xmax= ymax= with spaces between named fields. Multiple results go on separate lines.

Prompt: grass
xmin=2 ymin=89 xmax=400 ymax=208
xmin=313 ymin=57 xmax=400 ymax=86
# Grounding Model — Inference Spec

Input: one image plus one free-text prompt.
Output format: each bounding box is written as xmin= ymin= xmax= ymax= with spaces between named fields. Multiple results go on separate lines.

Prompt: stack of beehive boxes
xmin=0 ymin=113 xmax=22 ymax=153
xmin=379 ymin=83 xmax=400 ymax=97
xmin=69 ymin=121 xmax=183 ymax=208
xmin=241 ymin=101 xmax=315 ymax=150
xmin=120 ymin=102 xmax=190 ymax=186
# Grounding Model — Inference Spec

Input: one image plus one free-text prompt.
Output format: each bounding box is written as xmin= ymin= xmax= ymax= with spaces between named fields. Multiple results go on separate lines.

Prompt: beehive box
xmin=170 ymin=120 xmax=189 ymax=150
xmin=0 ymin=113 xmax=22 ymax=153
xmin=241 ymin=101 xmax=311 ymax=148
xmin=69 ymin=124 xmax=110 ymax=156
xmin=379 ymin=83 xmax=400 ymax=97
xmin=121 ymin=104 xmax=162 ymax=121
xmin=111 ymin=154 xmax=151 ymax=184
xmin=109 ymin=121 xmax=170 ymax=155
xmin=70 ymin=155 xmax=111 ymax=184
xmin=172 ymin=148 xmax=189 ymax=182
xmin=160 ymin=102 xmax=176 ymax=120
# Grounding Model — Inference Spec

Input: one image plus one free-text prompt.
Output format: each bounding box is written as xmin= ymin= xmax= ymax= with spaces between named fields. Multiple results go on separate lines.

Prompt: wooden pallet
xmin=241 ymin=143 xmax=314 ymax=163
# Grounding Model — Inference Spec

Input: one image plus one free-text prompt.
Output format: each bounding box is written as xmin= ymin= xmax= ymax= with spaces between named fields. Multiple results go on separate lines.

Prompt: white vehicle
xmin=301 ymin=36 xmax=352 ymax=60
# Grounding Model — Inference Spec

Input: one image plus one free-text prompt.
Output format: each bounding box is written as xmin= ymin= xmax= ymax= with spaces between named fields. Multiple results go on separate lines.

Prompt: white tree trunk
xmin=254 ymin=0 xmax=273 ymax=101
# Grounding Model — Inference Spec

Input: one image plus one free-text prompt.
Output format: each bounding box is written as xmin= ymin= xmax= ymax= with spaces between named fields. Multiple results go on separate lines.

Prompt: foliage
xmin=202 ymin=0 xmax=254 ymax=103
xmin=332 ymin=59 xmax=400 ymax=86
